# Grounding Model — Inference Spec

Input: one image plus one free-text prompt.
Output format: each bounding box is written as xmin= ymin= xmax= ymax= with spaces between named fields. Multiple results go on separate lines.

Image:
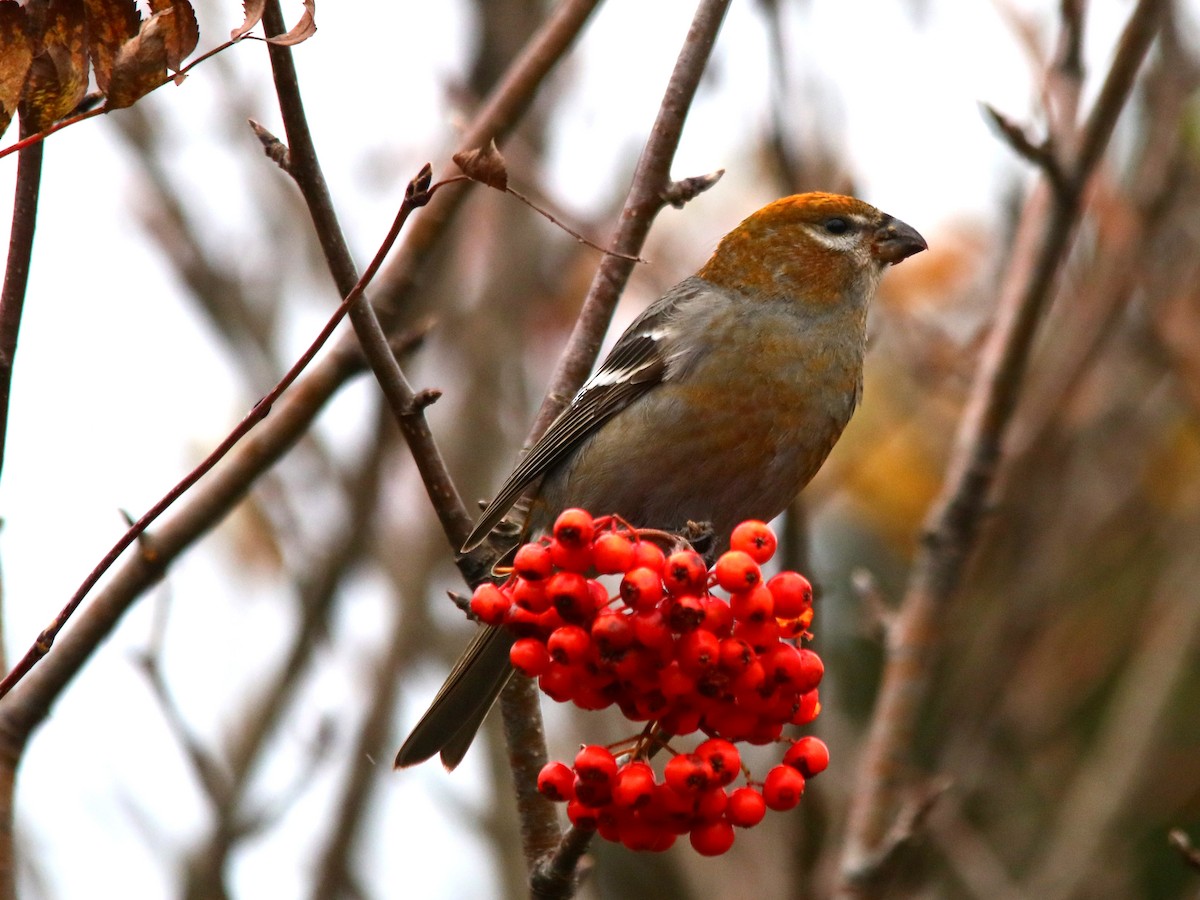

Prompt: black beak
xmin=873 ymin=216 xmax=927 ymax=265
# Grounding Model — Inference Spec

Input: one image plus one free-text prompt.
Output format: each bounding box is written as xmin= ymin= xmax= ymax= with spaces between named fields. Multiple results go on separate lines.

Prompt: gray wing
xmin=460 ymin=279 xmax=703 ymax=551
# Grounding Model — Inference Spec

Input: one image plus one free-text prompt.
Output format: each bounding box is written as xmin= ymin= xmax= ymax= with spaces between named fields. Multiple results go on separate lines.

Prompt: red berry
xmin=549 ymin=538 xmax=594 ymax=574
xmin=513 ymin=542 xmax=554 ymax=580
xmin=664 ymin=753 xmax=712 ymax=795
xmin=546 ymin=571 xmax=595 ymax=623
xmin=566 ymin=798 xmax=600 ymax=830
xmin=714 ymin=550 xmax=762 ymax=592
xmin=730 ymin=585 xmax=774 ymax=623
xmin=618 ymin=818 xmax=665 ymax=852
xmin=553 ymin=508 xmax=595 ymax=548
xmin=510 ymin=577 xmax=550 ymax=613
xmin=612 ymin=761 xmax=656 ymax=809
xmin=694 ymin=786 xmax=729 ymax=821
xmin=631 ymin=610 xmax=673 ymax=657
xmin=677 ymin=629 xmax=720 ymax=677
xmin=537 ymin=762 xmax=575 ymax=801
xmin=718 ymin=637 xmax=755 ymax=674
xmin=509 ymin=637 xmax=550 ymax=676
xmin=574 ymin=745 xmax=618 ymax=783
xmin=469 ymin=583 xmax=510 ymax=625
xmin=591 ymin=609 xmax=633 ymax=655
xmin=700 ymin=595 xmax=735 ymax=636
xmin=695 ymin=738 xmax=741 ymax=787
xmin=592 ymin=531 xmax=636 ymax=574
xmin=767 ymin=571 xmax=813 ymax=619
xmin=729 ymin=520 xmax=777 ymax=564
xmin=538 ymin=663 xmax=576 ymax=702
xmin=791 ymin=690 xmax=821 ymax=725
xmin=619 ymin=567 xmax=663 ymax=611
xmin=630 ymin=540 xmax=666 ymax=573
xmin=658 ymin=705 xmax=702 ymax=735
xmin=547 ymin=625 xmax=591 ymax=664
xmin=573 ymin=774 xmax=613 ymax=807
xmin=665 ymin=594 xmax=706 ymax=633
xmin=689 ymin=820 xmax=735 ymax=856
xmin=663 ymin=550 xmax=708 ymax=595
xmin=783 ymin=736 xmax=830 ymax=777
xmin=732 ymin=617 xmax=780 ymax=652
xmin=725 ymin=787 xmax=766 ymax=827
xmin=762 ymin=765 xmax=805 ymax=810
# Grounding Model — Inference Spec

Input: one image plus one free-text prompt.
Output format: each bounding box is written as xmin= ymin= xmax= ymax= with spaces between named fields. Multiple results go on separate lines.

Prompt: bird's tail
xmin=393 ymin=624 xmax=515 ymax=770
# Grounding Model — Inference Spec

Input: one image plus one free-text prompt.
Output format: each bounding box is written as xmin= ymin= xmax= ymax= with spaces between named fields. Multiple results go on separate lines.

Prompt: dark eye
xmin=824 ymin=217 xmax=850 ymax=235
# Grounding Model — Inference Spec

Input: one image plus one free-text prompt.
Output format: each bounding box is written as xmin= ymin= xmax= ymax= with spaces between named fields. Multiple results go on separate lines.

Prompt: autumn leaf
xmin=265 ymin=0 xmax=316 ymax=47
xmin=105 ymin=11 xmax=170 ymax=110
xmin=231 ymin=0 xmax=265 ymax=41
xmin=453 ymin=140 xmax=508 ymax=191
xmin=147 ymin=0 xmax=198 ymax=71
xmin=83 ymin=0 xmax=140 ymax=94
xmin=20 ymin=0 xmax=88 ymax=131
xmin=0 ymin=1 xmax=33 ymax=139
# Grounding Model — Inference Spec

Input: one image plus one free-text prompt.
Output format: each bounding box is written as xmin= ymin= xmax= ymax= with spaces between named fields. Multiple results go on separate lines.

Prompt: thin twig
xmin=493 ymin=0 xmax=732 ymax=881
xmin=837 ymin=1 xmax=1167 ymax=893
xmin=0 ymin=165 xmax=445 ymax=701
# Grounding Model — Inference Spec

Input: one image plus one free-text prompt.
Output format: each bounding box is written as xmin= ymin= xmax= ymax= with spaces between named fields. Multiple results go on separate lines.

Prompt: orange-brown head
xmin=697 ymin=192 xmax=926 ymax=305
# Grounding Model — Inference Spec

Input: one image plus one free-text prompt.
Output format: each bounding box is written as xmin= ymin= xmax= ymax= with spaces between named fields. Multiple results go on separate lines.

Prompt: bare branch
xmin=492 ymin=0 xmax=734 ymax=874
xmin=838 ymin=1 xmax=1168 ymax=892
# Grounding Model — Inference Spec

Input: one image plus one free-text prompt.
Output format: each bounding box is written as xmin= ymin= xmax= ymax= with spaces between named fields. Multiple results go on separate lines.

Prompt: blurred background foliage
xmin=2 ymin=0 xmax=1199 ymax=897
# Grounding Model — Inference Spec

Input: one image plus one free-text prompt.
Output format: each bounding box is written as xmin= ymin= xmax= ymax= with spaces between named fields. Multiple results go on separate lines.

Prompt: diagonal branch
xmin=838 ymin=0 xmax=1168 ymax=893
xmin=495 ymin=0 xmax=733 ymax=884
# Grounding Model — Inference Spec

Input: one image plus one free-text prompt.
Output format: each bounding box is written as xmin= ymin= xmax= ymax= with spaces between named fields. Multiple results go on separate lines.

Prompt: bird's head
xmin=697 ymin=192 xmax=927 ymax=306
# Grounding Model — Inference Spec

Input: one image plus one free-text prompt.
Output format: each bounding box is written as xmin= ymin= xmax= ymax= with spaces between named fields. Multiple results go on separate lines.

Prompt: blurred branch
xmin=183 ymin=399 xmax=393 ymax=898
xmin=1168 ymin=829 xmax=1200 ymax=873
xmin=491 ymin=0 xmax=732 ymax=879
xmin=837 ymin=0 xmax=1167 ymax=893
xmin=0 ymin=164 xmax=443 ymax=704
xmin=1023 ymin=554 xmax=1200 ymax=899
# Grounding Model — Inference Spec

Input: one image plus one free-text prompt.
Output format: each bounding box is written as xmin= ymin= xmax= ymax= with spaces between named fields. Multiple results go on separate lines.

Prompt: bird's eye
xmin=823 ymin=217 xmax=850 ymax=235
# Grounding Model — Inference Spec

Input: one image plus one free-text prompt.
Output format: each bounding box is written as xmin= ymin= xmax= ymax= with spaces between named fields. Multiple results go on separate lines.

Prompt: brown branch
xmin=837 ymin=1 xmax=1167 ymax=893
xmin=1022 ymin=554 xmax=1200 ymax=899
xmin=0 ymin=0 xmax=595 ymax=754
xmin=0 ymin=120 xmax=42 ymax=502
xmin=261 ymin=0 xmax=476 ymax=551
xmin=1168 ymin=830 xmax=1200 ymax=873
xmin=530 ymin=826 xmax=594 ymax=900
xmin=493 ymin=0 xmax=732 ymax=880
xmin=0 ymin=1 xmax=602 ymax=887
xmin=0 ymin=165 xmax=444 ymax=702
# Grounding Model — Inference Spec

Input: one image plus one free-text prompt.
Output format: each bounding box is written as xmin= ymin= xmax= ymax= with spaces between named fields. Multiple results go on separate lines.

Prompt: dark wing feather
xmin=460 ymin=281 xmax=701 ymax=551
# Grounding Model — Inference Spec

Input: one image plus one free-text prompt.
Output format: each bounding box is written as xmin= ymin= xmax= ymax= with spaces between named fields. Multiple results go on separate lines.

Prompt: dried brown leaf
xmin=0 ymin=1 xmax=33 ymax=139
xmin=231 ymin=0 xmax=265 ymax=40
xmin=453 ymin=140 xmax=508 ymax=191
xmin=147 ymin=0 xmax=198 ymax=71
xmin=105 ymin=11 xmax=169 ymax=110
xmin=265 ymin=0 xmax=316 ymax=47
xmin=83 ymin=0 xmax=139 ymax=94
xmin=20 ymin=0 xmax=88 ymax=131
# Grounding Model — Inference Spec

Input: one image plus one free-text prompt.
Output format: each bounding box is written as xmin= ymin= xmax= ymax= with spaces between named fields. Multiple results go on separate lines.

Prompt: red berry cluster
xmin=469 ymin=509 xmax=829 ymax=855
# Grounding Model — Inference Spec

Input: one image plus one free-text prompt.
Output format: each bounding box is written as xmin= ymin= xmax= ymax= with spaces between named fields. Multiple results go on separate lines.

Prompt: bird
xmin=395 ymin=192 xmax=926 ymax=770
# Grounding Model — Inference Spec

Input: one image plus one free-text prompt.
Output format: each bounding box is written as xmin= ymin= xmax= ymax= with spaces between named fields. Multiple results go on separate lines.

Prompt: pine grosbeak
xmin=396 ymin=192 xmax=926 ymax=769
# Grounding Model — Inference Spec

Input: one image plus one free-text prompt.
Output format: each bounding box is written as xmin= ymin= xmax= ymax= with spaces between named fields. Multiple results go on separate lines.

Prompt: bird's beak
xmin=872 ymin=216 xmax=927 ymax=265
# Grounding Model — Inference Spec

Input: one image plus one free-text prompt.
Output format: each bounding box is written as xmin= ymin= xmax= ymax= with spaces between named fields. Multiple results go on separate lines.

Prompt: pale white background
xmin=0 ymin=0 xmax=1155 ymax=896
